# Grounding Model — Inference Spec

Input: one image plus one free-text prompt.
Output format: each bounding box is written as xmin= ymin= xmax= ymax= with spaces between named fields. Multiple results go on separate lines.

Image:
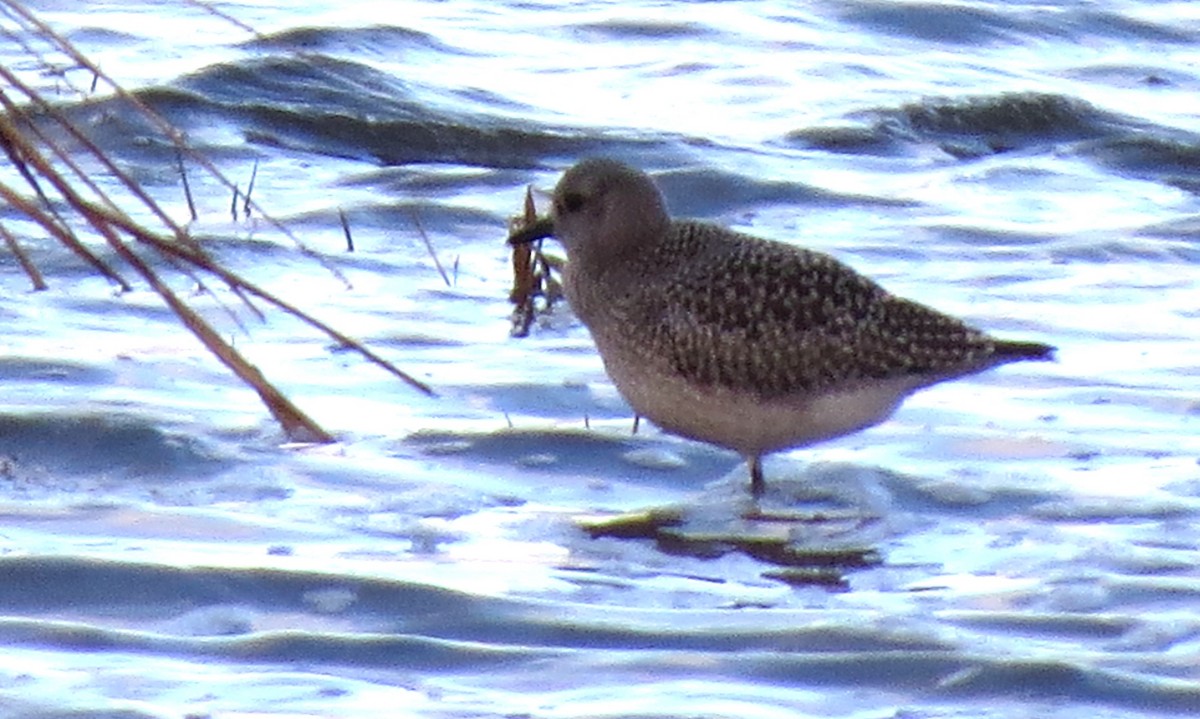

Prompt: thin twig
xmin=175 ymin=146 xmax=197 ymax=221
xmin=0 ymin=80 xmax=257 ymax=325
xmin=4 ymin=96 xmax=433 ymax=398
xmin=0 ymin=62 xmax=203 ymax=252
xmin=82 ymin=201 xmax=436 ymax=397
xmin=338 ymin=208 xmax=354 ymax=252
xmin=0 ymin=180 xmax=128 ymax=289
xmin=0 ymin=0 xmax=436 ymax=440
xmin=408 ymin=208 xmax=449 ymax=287
xmin=243 ymin=159 xmax=258 ymax=219
xmin=0 ymin=1 xmax=352 ymax=288
xmin=0 ymin=122 xmax=336 ymax=440
xmin=180 ymin=0 xmax=262 ymax=37
xmin=95 ymin=219 xmax=334 ymax=443
xmin=0 ymin=92 xmax=243 ymax=310
xmin=0 ymin=223 xmax=47 ymax=290
xmin=0 ymin=108 xmax=53 ymax=208
xmin=0 ymin=10 xmax=89 ymax=97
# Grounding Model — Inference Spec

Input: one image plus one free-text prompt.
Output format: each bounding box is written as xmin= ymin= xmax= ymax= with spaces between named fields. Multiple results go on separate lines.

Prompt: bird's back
xmin=584 ymin=219 xmax=1050 ymax=401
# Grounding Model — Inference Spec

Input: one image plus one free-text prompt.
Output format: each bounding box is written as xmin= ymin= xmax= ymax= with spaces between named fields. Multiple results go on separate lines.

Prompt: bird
xmin=508 ymin=158 xmax=1054 ymax=498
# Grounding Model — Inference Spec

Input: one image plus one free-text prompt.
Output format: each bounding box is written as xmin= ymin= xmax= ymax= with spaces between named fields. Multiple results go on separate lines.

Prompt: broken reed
xmin=0 ymin=0 xmax=433 ymax=442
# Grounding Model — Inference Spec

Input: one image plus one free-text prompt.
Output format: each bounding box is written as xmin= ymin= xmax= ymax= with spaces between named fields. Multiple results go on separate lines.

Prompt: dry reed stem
xmin=0 ymin=0 xmax=436 ymax=443
xmin=1 ymin=64 xmax=271 ymax=327
xmin=0 ymin=176 xmax=131 ymax=289
xmin=87 ymin=200 xmax=434 ymax=396
xmin=0 ymin=111 xmax=337 ymax=440
xmin=1 ymin=0 xmax=350 ymax=286
xmin=0 ymin=222 xmax=46 ymax=290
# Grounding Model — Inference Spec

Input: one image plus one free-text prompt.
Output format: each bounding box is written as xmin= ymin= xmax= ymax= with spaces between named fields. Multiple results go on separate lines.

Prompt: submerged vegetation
xmin=507 ymin=185 xmax=563 ymax=337
xmin=0 ymin=0 xmax=432 ymax=441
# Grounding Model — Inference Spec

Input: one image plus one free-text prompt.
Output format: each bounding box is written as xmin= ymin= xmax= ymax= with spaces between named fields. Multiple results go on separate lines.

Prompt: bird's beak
xmin=508 ymin=216 xmax=555 ymax=245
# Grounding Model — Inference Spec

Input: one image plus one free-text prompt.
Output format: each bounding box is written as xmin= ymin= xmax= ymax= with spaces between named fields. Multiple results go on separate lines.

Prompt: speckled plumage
xmin=596 ymin=220 xmax=1006 ymax=397
xmin=510 ymin=158 xmax=1054 ymax=496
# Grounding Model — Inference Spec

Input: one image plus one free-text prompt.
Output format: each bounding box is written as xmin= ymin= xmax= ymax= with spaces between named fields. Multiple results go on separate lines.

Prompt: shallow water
xmin=1 ymin=1 xmax=1199 ymax=717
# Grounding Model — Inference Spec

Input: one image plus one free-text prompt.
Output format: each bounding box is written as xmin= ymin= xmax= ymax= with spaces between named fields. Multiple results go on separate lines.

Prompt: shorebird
xmin=509 ymin=158 xmax=1054 ymax=497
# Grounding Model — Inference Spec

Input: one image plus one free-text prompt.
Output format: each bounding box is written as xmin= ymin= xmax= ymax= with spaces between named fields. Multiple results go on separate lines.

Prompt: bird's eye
xmin=559 ymin=191 xmax=585 ymax=214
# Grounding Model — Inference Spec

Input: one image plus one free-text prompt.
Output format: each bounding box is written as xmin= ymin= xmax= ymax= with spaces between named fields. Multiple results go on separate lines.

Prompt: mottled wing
xmin=636 ymin=223 xmax=996 ymax=397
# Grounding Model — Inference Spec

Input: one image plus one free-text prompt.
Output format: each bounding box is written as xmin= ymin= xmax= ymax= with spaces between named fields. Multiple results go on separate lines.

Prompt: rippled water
xmin=2 ymin=1 xmax=1199 ymax=717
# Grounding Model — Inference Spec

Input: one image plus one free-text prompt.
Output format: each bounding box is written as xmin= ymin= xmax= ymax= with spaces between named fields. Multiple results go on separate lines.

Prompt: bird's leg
xmin=748 ymin=455 xmax=765 ymax=498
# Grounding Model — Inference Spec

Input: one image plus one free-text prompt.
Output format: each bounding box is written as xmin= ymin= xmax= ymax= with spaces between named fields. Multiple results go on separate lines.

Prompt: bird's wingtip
xmin=994 ymin=339 xmax=1057 ymax=362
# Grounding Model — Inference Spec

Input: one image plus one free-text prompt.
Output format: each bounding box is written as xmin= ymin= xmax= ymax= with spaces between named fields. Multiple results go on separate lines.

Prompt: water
xmin=1 ymin=0 xmax=1199 ymax=717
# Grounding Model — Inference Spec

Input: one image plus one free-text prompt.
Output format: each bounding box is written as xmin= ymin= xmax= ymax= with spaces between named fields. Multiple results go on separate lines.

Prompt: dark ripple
xmin=1058 ymin=9 xmax=1197 ymax=44
xmin=341 ymin=164 xmax=531 ymax=194
xmin=416 ymin=610 xmax=949 ymax=654
xmin=928 ymin=224 xmax=1056 ymax=249
xmin=889 ymin=92 xmax=1126 ymax=159
xmin=64 ymin=26 xmax=140 ymax=45
xmin=0 ymin=413 xmax=231 ymax=481
xmin=2 ymin=556 xmax=1198 ymax=712
xmin=933 ymin=660 xmax=1200 ymax=713
xmin=836 ymin=2 xmax=1197 ymax=47
xmin=0 ymin=556 xmax=943 ymax=660
xmin=0 ymin=357 xmax=113 ymax=385
xmin=1066 ymin=64 xmax=1200 ymax=91
xmin=1103 ymin=577 xmax=1200 ymax=610
xmin=836 ymin=1 xmax=1025 ymax=45
xmin=1137 ymin=220 xmax=1200 ymax=263
xmin=654 ymin=166 xmax=914 ymax=217
xmin=244 ymin=24 xmax=462 ymax=57
xmin=0 ymin=556 xmax=939 ymax=655
xmin=572 ymin=19 xmax=715 ymax=40
xmin=284 ymin=200 xmax=499 ymax=237
xmin=789 ymin=92 xmax=1140 ymax=160
xmin=0 ymin=556 xmax=929 ymax=654
xmin=159 ymin=55 xmax=680 ymax=169
xmin=0 ymin=556 xmax=491 ymax=619
xmin=784 ymin=124 xmax=900 ymax=156
xmin=741 ymin=649 xmax=970 ymax=687
xmin=0 ymin=617 xmax=549 ymax=670
xmin=46 ymin=53 xmax=684 ymax=171
xmin=900 ymin=94 xmax=1109 ymax=141
xmin=1051 ymin=237 xmax=1200 ymax=265
xmin=1082 ymin=135 xmax=1200 ymax=194
xmin=945 ymin=611 xmax=1134 ymax=641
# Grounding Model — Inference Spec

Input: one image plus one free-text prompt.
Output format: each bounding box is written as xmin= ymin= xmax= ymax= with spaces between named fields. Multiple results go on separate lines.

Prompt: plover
xmin=509 ymin=158 xmax=1054 ymax=497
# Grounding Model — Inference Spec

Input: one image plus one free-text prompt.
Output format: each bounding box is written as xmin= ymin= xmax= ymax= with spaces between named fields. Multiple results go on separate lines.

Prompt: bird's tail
xmin=993 ymin=339 xmax=1056 ymax=361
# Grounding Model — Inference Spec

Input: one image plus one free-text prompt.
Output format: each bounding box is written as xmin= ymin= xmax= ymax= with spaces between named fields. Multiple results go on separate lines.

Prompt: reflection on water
xmin=1 ymin=0 xmax=1199 ymax=717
